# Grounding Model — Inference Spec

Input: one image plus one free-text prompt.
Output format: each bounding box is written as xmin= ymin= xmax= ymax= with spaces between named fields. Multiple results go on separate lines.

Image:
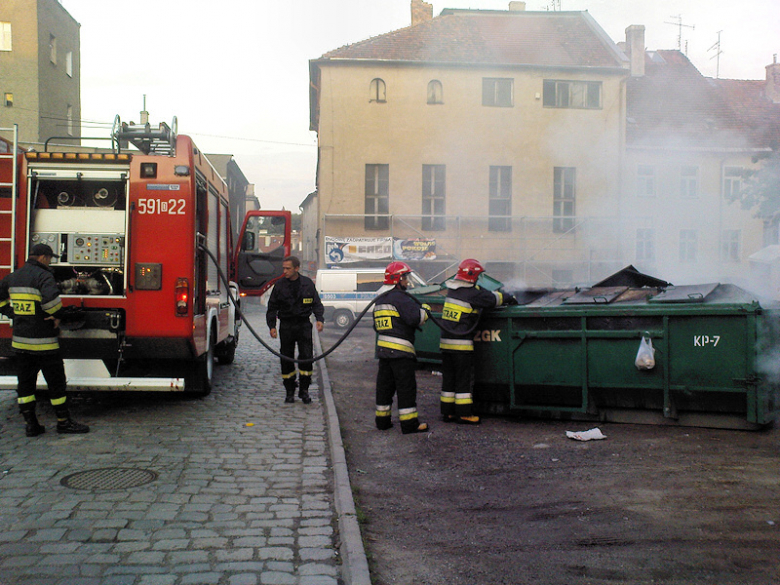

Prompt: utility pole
xmin=708 ymin=31 xmax=724 ymax=79
xmin=664 ymin=14 xmax=695 ymax=54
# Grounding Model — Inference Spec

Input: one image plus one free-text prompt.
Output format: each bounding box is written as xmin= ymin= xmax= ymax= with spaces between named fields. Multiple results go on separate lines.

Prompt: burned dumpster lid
xmin=647 ymin=283 xmax=719 ymax=303
xmin=592 ymin=265 xmax=671 ymax=288
xmin=562 ymin=286 xmax=628 ymax=305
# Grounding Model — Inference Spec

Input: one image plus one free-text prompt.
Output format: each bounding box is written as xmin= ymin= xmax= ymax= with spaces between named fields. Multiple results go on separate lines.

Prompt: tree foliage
xmin=730 ymin=149 xmax=780 ymax=219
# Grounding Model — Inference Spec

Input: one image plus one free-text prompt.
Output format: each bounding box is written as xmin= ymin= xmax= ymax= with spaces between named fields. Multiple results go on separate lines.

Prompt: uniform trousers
xmin=440 ymin=350 xmax=475 ymax=417
xmin=375 ymin=357 xmax=420 ymax=433
xmin=279 ymin=319 xmax=313 ymax=391
xmin=15 ymin=352 xmax=68 ymax=416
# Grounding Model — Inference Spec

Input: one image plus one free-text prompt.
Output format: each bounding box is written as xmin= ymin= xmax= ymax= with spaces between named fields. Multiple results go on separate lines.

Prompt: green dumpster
xmin=411 ymin=268 xmax=779 ymax=430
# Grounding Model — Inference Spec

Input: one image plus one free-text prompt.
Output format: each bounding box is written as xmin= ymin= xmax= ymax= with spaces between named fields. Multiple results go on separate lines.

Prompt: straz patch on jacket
xmin=374 ymin=316 xmax=392 ymax=331
xmin=303 ymin=297 xmax=313 ymax=304
xmin=442 ymin=305 xmax=462 ymax=322
xmin=12 ymin=300 xmax=35 ymax=315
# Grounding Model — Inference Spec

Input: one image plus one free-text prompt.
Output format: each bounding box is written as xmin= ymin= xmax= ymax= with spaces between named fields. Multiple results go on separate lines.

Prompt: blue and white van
xmin=315 ymin=268 xmax=427 ymax=328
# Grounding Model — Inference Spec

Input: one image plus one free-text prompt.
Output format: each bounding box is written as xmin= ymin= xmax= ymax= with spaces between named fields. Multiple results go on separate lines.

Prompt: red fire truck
xmin=0 ymin=119 xmax=290 ymax=395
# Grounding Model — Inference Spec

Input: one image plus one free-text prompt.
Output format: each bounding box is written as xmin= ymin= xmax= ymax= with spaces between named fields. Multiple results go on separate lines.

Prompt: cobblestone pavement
xmin=0 ymin=303 xmax=345 ymax=585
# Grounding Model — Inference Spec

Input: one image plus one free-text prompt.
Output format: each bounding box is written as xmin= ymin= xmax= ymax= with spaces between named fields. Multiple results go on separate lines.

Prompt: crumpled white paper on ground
xmin=565 ymin=427 xmax=607 ymax=441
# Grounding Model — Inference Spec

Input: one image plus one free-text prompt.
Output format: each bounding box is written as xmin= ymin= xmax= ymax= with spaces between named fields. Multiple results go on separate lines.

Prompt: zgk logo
xmin=12 ymin=300 xmax=34 ymax=315
xmin=474 ymin=330 xmax=501 ymax=342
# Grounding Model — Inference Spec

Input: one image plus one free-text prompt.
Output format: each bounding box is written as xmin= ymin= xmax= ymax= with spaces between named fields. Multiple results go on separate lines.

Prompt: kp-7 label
xmin=693 ymin=335 xmax=721 ymax=347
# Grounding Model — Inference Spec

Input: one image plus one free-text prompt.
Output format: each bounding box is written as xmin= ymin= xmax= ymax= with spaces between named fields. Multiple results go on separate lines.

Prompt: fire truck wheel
xmin=334 ymin=310 xmax=354 ymax=329
xmin=186 ymin=334 xmax=215 ymax=396
xmin=216 ymin=334 xmax=238 ymax=365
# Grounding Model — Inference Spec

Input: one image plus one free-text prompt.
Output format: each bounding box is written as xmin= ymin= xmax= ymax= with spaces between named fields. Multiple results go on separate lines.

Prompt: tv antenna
xmin=664 ymin=14 xmax=695 ymax=53
xmin=708 ymin=31 xmax=724 ymax=79
xmin=545 ymin=0 xmax=561 ymax=10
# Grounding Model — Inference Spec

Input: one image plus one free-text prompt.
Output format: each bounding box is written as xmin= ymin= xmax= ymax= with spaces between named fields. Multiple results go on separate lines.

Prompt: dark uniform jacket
xmin=439 ymin=280 xmax=504 ymax=352
xmin=373 ymin=286 xmax=427 ymax=359
xmin=266 ymin=274 xmax=324 ymax=328
xmin=0 ymin=259 xmax=64 ymax=353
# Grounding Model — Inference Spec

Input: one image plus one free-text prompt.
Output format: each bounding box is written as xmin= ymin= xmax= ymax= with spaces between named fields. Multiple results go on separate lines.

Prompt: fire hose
xmin=200 ymin=244 xmax=489 ymax=364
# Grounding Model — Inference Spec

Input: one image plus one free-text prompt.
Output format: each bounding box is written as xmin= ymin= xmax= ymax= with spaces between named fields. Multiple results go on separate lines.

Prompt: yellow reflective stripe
xmin=440 ymin=392 xmax=455 ymax=404
xmin=9 ymin=291 xmax=42 ymax=302
xmin=375 ymin=410 xmax=391 ymax=418
xmin=494 ymin=291 xmax=503 ymax=305
xmin=399 ymin=407 xmax=418 ymax=421
xmin=377 ymin=340 xmax=416 ymax=354
xmin=18 ymin=395 xmax=36 ymax=404
xmin=374 ymin=309 xmax=400 ymax=318
xmin=298 ymin=369 xmax=313 ymax=376
xmin=455 ymin=394 xmax=473 ymax=405
xmin=281 ymin=371 xmax=296 ymax=379
xmin=440 ymin=338 xmax=474 ymax=351
xmin=42 ymin=298 xmax=62 ymax=314
xmin=50 ymin=396 xmax=66 ymax=406
xmin=12 ymin=339 xmax=59 ymax=351
xmin=0 ymin=299 xmax=8 ymax=308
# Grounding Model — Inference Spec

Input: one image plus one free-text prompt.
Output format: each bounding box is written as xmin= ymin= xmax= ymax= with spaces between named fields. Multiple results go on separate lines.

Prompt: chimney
xmin=411 ymin=0 xmax=433 ymax=26
xmin=625 ymin=25 xmax=646 ymax=77
xmin=509 ymin=1 xmax=526 ymax=10
xmin=767 ymin=55 xmax=780 ymax=104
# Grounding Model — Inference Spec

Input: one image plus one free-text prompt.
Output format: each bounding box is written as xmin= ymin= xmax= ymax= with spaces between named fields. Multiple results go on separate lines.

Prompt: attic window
xmin=427 ymin=80 xmax=443 ymax=104
xmin=369 ymin=78 xmax=386 ymax=103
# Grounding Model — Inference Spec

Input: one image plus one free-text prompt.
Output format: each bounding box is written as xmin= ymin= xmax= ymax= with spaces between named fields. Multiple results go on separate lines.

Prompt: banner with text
xmin=325 ymin=237 xmax=393 ymax=264
xmin=393 ymin=238 xmax=437 ymax=260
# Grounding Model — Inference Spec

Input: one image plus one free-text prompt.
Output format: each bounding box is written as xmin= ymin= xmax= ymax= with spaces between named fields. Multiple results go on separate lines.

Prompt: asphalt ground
xmin=0 ymin=302 xmax=366 ymax=585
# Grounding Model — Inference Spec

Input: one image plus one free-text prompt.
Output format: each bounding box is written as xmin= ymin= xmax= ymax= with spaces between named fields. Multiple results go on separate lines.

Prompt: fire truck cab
xmin=0 ymin=119 xmax=290 ymax=395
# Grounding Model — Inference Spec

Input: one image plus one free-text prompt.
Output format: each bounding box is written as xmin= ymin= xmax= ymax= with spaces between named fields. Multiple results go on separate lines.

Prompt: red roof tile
xmin=317 ymin=11 xmax=625 ymax=69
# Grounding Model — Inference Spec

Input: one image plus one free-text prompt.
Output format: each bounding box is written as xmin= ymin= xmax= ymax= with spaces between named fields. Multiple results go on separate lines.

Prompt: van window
xmin=356 ymin=273 xmax=384 ymax=292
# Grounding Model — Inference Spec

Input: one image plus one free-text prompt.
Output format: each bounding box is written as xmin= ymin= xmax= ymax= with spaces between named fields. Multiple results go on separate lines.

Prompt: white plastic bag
xmin=635 ymin=335 xmax=655 ymax=370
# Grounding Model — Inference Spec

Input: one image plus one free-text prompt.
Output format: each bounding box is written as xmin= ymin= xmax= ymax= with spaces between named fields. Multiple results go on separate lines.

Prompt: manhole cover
xmin=60 ymin=467 xmax=158 ymax=490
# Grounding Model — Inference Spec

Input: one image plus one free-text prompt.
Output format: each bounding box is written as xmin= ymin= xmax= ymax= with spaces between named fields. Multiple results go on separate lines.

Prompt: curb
xmin=314 ymin=329 xmax=372 ymax=585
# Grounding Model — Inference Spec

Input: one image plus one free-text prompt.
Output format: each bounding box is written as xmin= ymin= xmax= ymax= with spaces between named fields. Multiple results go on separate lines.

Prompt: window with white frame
xmin=0 ymin=22 xmax=11 ymax=51
xmin=680 ymin=166 xmax=698 ymax=198
xmin=636 ymin=228 xmax=655 ymax=263
xmin=543 ymin=80 xmax=601 ymax=109
xmin=422 ymin=164 xmax=445 ymax=231
xmin=489 ymin=166 xmax=512 ymax=232
xmin=49 ymin=34 xmax=57 ymax=64
xmin=482 ymin=78 xmax=513 ymax=107
xmin=720 ymin=230 xmax=741 ymax=262
xmin=723 ymin=166 xmax=743 ymax=199
xmin=66 ymin=51 xmax=73 ymax=77
xmin=427 ymin=80 xmax=443 ymax=105
xmin=553 ymin=167 xmax=576 ymax=233
xmin=365 ymin=164 xmax=389 ymax=230
xmin=679 ymin=229 xmax=697 ymax=262
xmin=369 ymin=78 xmax=386 ymax=103
xmin=637 ymin=165 xmax=655 ymax=197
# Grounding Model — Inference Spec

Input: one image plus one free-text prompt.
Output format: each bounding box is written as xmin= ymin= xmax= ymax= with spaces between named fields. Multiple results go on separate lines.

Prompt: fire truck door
xmin=236 ymin=210 xmax=291 ymax=296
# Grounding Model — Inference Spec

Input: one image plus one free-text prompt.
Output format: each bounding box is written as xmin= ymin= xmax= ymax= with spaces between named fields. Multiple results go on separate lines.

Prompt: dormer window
xmin=427 ymin=80 xmax=443 ymax=104
xmin=369 ymin=78 xmax=386 ymax=103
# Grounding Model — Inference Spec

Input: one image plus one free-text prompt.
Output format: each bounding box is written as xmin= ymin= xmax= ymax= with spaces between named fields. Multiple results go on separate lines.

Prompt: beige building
xmin=308 ymin=1 xmax=780 ymax=291
xmin=0 ymin=0 xmax=81 ymax=145
xmin=309 ymin=2 xmax=630 ymax=284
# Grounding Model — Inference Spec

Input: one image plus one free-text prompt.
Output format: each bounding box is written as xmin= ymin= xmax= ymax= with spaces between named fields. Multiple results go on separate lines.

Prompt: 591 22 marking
xmin=693 ymin=335 xmax=720 ymax=347
xmin=137 ymin=198 xmax=186 ymax=215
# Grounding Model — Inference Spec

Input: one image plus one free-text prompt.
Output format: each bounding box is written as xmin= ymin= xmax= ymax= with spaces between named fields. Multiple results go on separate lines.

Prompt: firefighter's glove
xmin=504 ymin=294 xmax=518 ymax=305
xmin=422 ymin=303 xmax=432 ymax=313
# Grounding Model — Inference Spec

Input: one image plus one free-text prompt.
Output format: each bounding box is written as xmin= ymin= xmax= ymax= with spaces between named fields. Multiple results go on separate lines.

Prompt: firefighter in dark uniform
xmin=0 ymin=244 xmax=90 ymax=436
xmin=439 ymin=258 xmax=515 ymax=425
xmin=373 ymin=261 xmax=430 ymax=434
xmin=267 ymin=256 xmax=324 ymax=404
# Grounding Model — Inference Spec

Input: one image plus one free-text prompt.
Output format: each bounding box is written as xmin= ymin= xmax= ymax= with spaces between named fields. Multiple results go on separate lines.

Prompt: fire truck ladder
xmin=0 ymin=124 xmax=19 ymax=282
xmin=112 ymin=115 xmax=178 ymax=156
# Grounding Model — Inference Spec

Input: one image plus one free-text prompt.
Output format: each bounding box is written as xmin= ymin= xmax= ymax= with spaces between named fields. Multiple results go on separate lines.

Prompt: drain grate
xmin=61 ymin=467 xmax=158 ymax=491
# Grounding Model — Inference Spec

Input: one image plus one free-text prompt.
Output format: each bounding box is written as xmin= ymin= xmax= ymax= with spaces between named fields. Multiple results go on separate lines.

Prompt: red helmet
xmin=384 ymin=261 xmax=412 ymax=285
xmin=455 ymin=258 xmax=485 ymax=283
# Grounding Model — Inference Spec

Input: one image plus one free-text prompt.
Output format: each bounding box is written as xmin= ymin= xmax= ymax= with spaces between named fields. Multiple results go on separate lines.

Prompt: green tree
xmin=730 ymin=149 xmax=780 ymax=219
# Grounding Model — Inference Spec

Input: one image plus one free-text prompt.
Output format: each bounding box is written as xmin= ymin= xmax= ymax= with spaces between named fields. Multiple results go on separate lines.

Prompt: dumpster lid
xmin=563 ymin=286 xmax=628 ymax=305
xmin=592 ymin=265 xmax=671 ymax=288
xmin=647 ymin=283 xmax=719 ymax=303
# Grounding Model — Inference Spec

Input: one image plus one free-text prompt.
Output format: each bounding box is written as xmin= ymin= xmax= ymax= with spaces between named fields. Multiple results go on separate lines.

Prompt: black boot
xmin=22 ymin=410 xmax=45 ymax=437
xmin=299 ymin=387 xmax=312 ymax=404
xmin=56 ymin=417 xmax=90 ymax=434
xmin=284 ymin=380 xmax=296 ymax=403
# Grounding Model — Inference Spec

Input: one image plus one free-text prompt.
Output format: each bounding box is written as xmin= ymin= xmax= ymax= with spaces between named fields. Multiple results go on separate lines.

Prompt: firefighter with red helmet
xmin=373 ymin=261 xmax=430 ymax=434
xmin=439 ymin=258 xmax=515 ymax=424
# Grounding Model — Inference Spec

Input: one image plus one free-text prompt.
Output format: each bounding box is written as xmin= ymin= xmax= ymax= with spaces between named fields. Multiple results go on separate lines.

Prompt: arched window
xmin=427 ymin=80 xmax=443 ymax=104
xmin=369 ymin=78 xmax=386 ymax=103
